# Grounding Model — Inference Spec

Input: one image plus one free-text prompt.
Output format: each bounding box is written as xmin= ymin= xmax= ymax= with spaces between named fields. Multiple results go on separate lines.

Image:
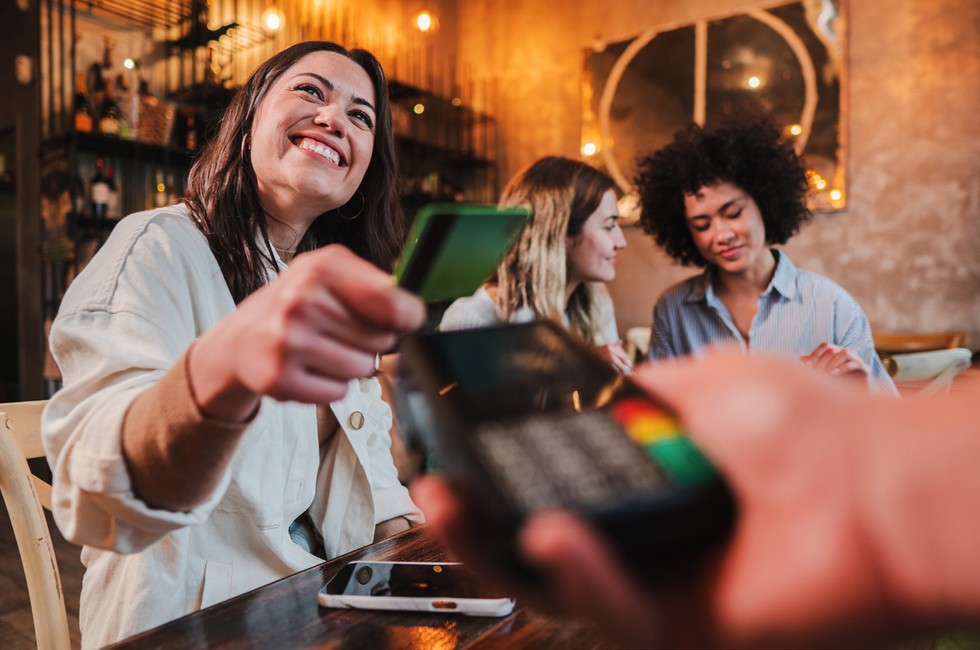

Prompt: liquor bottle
xmin=98 ymin=78 xmax=122 ymax=136
xmin=72 ymin=171 xmax=86 ymax=216
xmin=90 ymin=156 xmax=109 ymax=222
xmin=87 ymin=62 xmax=106 ymax=118
xmin=106 ymin=164 xmax=121 ymax=220
xmin=74 ymin=71 xmax=94 ymax=133
xmin=165 ymin=171 xmax=178 ymax=205
xmin=153 ymin=170 xmax=168 ymax=208
xmin=114 ymin=73 xmax=134 ymax=140
xmin=185 ymin=113 xmax=198 ymax=151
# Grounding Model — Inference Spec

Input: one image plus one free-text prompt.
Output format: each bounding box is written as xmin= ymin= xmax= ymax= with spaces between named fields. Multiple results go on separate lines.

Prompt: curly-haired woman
xmin=636 ymin=114 xmax=896 ymax=395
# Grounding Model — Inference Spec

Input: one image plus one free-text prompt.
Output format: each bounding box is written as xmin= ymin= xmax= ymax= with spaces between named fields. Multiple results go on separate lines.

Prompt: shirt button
xmin=348 ymin=411 xmax=365 ymax=430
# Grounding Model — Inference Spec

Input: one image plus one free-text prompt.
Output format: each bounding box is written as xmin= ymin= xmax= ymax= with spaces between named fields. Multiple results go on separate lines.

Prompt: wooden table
xmin=108 ymin=526 xmax=606 ymax=649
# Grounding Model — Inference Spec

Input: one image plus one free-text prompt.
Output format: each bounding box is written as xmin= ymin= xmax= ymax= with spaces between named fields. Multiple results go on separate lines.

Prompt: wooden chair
xmin=0 ymin=400 xmax=71 ymax=650
xmin=873 ymin=331 xmax=966 ymax=354
xmin=880 ymin=348 xmax=973 ymax=398
xmin=873 ymin=332 xmax=972 ymax=398
xmin=624 ymin=326 xmax=652 ymax=364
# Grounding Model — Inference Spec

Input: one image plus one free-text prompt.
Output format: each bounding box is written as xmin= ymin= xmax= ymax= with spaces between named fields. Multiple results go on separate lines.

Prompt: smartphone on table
xmin=393 ymin=203 xmax=530 ymax=304
xmin=317 ymin=561 xmax=515 ymax=617
xmin=395 ymin=320 xmax=736 ymax=576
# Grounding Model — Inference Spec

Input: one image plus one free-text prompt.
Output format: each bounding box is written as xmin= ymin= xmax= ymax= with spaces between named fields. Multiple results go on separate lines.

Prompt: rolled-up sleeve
xmin=42 ymin=211 xmax=240 ymax=553
xmin=44 ymin=311 xmax=231 ymax=553
xmin=834 ymin=294 xmax=900 ymax=397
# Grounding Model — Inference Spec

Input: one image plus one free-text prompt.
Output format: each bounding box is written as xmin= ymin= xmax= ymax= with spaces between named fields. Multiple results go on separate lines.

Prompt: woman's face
xmin=684 ymin=182 xmax=769 ymax=276
xmin=249 ymin=51 xmax=377 ymax=224
xmin=565 ymin=189 xmax=626 ymax=287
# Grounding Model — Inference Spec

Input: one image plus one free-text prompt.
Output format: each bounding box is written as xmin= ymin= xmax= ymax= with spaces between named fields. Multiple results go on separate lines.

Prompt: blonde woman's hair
xmin=494 ymin=156 xmax=616 ymax=344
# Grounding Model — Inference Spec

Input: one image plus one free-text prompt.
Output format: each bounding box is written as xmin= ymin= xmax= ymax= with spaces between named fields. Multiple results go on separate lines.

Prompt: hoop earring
xmin=240 ymin=133 xmax=250 ymax=162
xmin=338 ymin=190 xmax=364 ymax=220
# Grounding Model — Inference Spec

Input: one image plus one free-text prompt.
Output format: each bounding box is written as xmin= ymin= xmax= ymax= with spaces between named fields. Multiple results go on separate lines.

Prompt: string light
xmin=262 ymin=5 xmax=284 ymax=31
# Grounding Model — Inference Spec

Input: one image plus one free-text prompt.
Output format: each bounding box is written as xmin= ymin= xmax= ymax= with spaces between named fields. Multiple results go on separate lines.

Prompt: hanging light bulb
xmin=415 ymin=10 xmax=439 ymax=33
xmin=262 ymin=5 xmax=285 ymax=32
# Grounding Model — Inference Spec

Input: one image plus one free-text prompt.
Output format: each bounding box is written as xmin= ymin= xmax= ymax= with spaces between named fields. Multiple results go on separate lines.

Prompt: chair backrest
xmin=0 ymin=400 xmax=71 ymax=650
xmin=624 ymin=326 xmax=652 ymax=364
xmin=882 ymin=348 xmax=973 ymax=398
xmin=873 ymin=331 xmax=966 ymax=354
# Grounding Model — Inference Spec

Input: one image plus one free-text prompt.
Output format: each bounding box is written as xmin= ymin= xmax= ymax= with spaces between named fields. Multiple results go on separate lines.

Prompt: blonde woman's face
xmin=565 ymin=189 xmax=626 ymax=287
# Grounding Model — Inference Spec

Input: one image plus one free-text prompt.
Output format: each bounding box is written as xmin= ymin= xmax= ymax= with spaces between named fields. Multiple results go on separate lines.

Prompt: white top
xmin=439 ymin=285 xmax=621 ymax=345
xmin=42 ymin=205 xmax=422 ymax=648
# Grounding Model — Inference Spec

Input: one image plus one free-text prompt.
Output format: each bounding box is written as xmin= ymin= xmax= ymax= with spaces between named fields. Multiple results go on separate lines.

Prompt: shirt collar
xmin=768 ymin=249 xmax=798 ymax=300
xmin=683 ymin=249 xmax=799 ymax=303
xmin=684 ymin=268 xmax=713 ymax=303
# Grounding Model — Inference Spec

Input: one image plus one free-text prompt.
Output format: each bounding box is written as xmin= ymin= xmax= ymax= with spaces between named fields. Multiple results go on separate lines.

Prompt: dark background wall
xmin=457 ymin=0 xmax=980 ymax=348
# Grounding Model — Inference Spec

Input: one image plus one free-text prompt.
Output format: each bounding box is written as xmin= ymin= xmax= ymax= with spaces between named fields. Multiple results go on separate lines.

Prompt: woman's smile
xmin=293 ymin=136 xmax=345 ymax=167
xmin=717 ymin=245 xmax=742 ymax=261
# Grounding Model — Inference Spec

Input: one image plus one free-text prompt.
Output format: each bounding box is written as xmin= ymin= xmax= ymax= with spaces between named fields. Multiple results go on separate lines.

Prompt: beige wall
xmin=456 ymin=0 xmax=980 ymax=348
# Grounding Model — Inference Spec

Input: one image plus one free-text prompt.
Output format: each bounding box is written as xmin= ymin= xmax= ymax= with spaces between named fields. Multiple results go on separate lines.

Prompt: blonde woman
xmin=439 ymin=156 xmax=631 ymax=373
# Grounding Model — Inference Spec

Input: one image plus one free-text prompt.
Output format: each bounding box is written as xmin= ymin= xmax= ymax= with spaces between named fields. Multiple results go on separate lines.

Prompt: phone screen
xmin=324 ymin=562 xmax=509 ymax=600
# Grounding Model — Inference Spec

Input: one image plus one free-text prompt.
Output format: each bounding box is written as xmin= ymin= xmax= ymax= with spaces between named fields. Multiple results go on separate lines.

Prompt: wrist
xmin=186 ymin=338 xmax=260 ymax=423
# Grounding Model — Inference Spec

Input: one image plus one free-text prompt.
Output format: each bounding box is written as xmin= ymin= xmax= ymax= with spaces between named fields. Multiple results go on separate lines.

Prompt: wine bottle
xmin=72 ymin=171 xmax=86 ymax=216
xmin=74 ymin=71 xmax=94 ymax=133
xmin=87 ymin=62 xmax=106 ymax=118
xmin=165 ymin=171 xmax=178 ymax=205
xmin=185 ymin=113 xmax=198 ymax=151
xmin=90 ymin=157 xmax=109 ymax=222
xmin=106 ymin=163 xmax=121 ymax=220
xmin=98 ymin=78 xmax=122 ymax=136
xmin=114 ymin=73 xmax=134 ymax=140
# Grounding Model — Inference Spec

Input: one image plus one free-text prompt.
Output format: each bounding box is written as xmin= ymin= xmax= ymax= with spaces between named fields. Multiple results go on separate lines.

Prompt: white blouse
xmin=42 ymin=205 xmax=421 ymax=648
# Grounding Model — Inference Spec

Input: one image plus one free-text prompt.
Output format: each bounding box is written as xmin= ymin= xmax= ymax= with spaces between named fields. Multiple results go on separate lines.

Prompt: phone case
xmin=317 ymin=561 xmax=515 ymax=617
xmin=316 ymin=591 xmax=515 ymax=617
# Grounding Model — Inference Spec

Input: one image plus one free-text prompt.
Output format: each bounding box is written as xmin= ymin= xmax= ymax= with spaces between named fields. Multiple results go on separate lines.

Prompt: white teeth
xmin=298 ymin=139 xmax=341 ymax=165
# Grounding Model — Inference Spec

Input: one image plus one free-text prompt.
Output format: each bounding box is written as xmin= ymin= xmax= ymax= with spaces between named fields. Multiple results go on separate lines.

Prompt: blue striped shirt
xmin=648 ymin=251 xmax=898 ymax=396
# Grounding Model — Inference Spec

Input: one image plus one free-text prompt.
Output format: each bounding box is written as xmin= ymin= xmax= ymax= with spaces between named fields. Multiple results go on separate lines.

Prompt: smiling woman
xmin=439 ymin=156 xmax=633 ymax=375
xmin=41 ymin=41 xmax=426 ymax=649
xmin=185 ymin=41 xmax=402 ymax=301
